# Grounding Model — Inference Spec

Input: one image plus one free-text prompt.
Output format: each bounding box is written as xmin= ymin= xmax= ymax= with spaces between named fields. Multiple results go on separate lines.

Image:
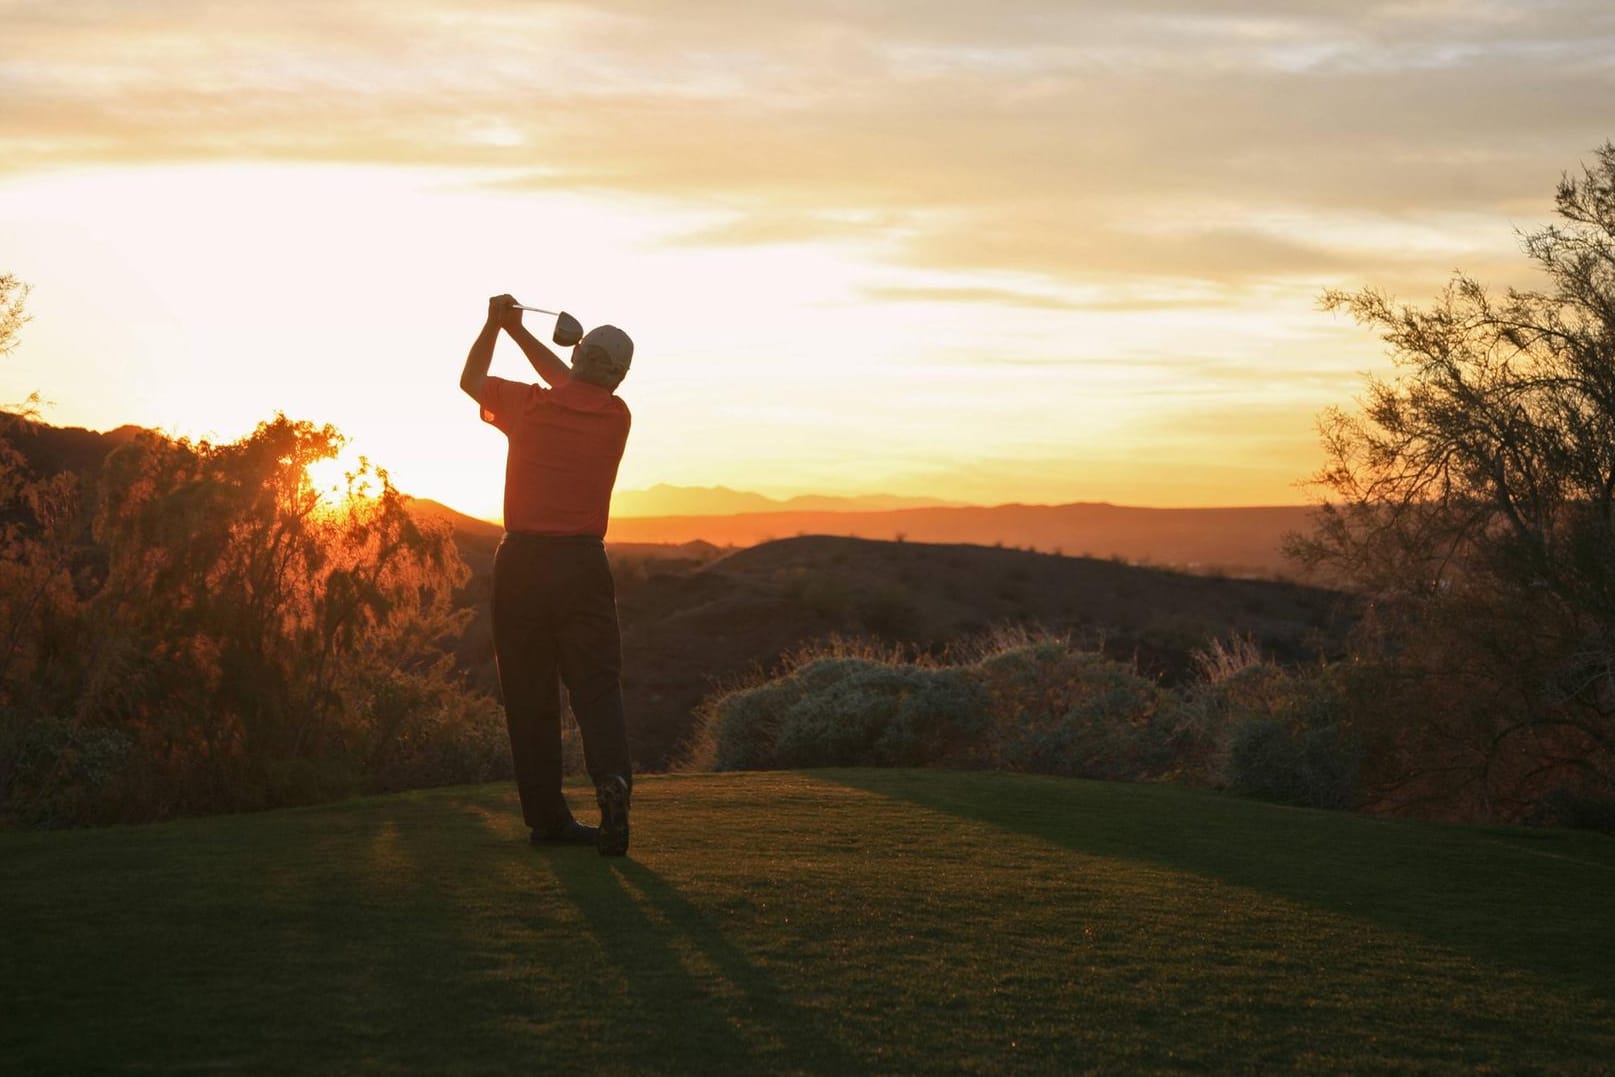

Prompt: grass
xmin=4 ymin=770 xmax=1613 ymax=1074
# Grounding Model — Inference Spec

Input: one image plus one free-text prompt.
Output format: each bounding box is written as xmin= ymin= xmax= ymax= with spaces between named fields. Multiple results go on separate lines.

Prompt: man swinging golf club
xmin=460 ymin=293 xmax=635 ymax=856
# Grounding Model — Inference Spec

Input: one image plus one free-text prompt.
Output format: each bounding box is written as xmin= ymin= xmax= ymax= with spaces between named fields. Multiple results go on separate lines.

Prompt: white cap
xmin=577 ymin=324 xmax=634 ymax=379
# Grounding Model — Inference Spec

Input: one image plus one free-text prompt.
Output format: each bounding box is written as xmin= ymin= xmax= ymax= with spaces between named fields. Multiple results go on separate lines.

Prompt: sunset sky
xmin=2 ymin=1 xmax=1610 ymax=519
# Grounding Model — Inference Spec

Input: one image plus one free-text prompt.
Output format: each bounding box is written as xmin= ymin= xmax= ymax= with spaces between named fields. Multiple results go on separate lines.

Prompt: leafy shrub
xmin=769 ymin=670 xmax=890 ymax=767
xmin=1226 ymin=717 xmax=1362 ymax=810
xmin=361 ymin=667 xmax=512 ymax=793
xmin=771 ymin=663 xmax=989 ymax=769
xmin=0 ymin=415 xmax=498 ymax=825
xmin=1170 ymin=635 xmax=1367 ymax=808
xmin=370 ymin=694 xmax=511 ymax=793
xmin=1529 ymin=789 xmax=1615 ymax=833
xmin=676 ymin=637 xmax=899 ymax=771
xmin=1 ymin=712 xmax=134 ymax=827
xmin=705 ymin=677 xmax=798 ymax=770
xmin=1166 ymin=654 xmax=1290 ymax=787
xmin=977 ymin=643 xmax=1172 ymax=780
xmin=1208 ymin=662 xmax=1363 ymax=810
xmin=708 ymin=657 xmax=896 ymax=769
xmin=876 ymin=668 xmax=991 ymax=767
xmin=696 ymin=631 xmax=1170 ymax=782
xmin=687 ymin=627 xmax=1373 ymax=816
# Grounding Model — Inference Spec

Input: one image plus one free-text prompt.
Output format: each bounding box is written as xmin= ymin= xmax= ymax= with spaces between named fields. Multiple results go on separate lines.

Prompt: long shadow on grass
xmin=3 ymin=788 xmax=860 ymax=1075
xmin=326 ymin=792 xmax=859 ymax=1072
xmin=823 ymin=768 xmax=1615 ymax=1000
xmin=259 ymin=794 xmax=573 ymax=1071
xmin=544 ymin=853 xmax=862 ymax=1073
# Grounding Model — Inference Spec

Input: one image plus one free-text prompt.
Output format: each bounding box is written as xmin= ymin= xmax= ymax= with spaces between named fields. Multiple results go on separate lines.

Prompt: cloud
xmin=859 ymin=282 xmax=1289 ymax=313
xmin=2 ymin=0 xmax=1610 ymax=293
xmin=862 ymin=285 xmax=1096 ymax=311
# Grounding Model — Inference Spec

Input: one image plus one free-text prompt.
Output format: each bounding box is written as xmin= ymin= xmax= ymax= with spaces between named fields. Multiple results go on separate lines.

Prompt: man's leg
xmin=557 ymin=550 xmax=632 ymax=786
xmin=491 ymin=540 xmax=574 ymax=833
xmin=557 ymin=545 xmax=632 ymax=855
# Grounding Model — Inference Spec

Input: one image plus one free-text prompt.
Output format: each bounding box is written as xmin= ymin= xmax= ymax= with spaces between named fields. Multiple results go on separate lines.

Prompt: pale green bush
xmin=978 ymin=644 xmax=1173 ymax=780
xmin=771 ymin=664 xmax=989 ymax=768
xmin=698 ymin=633 xmax=1167 ymax=781
xmin=689 ymin=629 xmax=1365 ymax=810
xmin=1227 ymin=716 xmax=1362 ymax=810
xmin=1212 ymin=664 xmax=1364 ymax=810
xmin=707 ymin=658 xmax=886 ymax=770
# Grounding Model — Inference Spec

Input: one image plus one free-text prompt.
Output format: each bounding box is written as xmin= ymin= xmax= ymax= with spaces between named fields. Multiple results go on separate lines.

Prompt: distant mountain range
xmin=611 ymin=484 xmax=964 ymax=517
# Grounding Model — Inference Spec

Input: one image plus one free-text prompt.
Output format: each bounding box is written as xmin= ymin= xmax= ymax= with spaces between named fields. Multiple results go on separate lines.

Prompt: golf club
xmin=511 ymin=303 xmax=583 ymax=347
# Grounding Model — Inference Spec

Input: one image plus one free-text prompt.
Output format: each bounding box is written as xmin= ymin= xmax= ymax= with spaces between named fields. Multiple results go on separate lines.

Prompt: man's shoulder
xmin=488 ymin=374 xmax=547 ymax=392
xmin=553 ymin=381 xmax=630 ymax=415
xmin=487 ymin=376 xmax=554 ymax=409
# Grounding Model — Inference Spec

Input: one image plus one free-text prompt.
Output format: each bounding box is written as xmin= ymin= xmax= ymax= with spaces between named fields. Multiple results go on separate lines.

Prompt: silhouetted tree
xmin=62 ymin=417 xmax=482 ymax=814
xmin=0 ymin=273 xmax=27 ymax=360
xmin=1291 ymin=144 xmax=1615 ymax=820
xmin=2 ymin=277 xmax=504 ymax=822
xmin=0 ymin=277 xmax=88 ymax=816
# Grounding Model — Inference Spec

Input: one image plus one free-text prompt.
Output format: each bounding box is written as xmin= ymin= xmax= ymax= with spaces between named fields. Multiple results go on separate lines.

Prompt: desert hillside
xmin=616 ymin=536 xmax=1351 ymax=767
xmin=607 ymin=502 xmax=1317 ymax=576
xmin=410 ymin=494 xmax=1352 ymax=770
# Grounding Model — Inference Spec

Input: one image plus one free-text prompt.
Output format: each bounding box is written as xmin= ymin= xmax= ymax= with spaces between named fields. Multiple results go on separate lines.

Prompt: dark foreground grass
xmin=4 ymin=771 xmax=1613 ymax=1075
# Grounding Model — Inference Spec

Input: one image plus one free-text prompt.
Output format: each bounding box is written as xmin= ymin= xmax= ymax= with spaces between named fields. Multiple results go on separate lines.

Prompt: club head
xmin=553 ymin=311 xmax=583 ymax=348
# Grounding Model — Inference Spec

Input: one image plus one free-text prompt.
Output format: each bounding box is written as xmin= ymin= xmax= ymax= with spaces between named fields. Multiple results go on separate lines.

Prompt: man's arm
xmin=505 ymin=319 xmax=573 ymax=388
xmin=459 ymin=295 xmax=511 ymax=402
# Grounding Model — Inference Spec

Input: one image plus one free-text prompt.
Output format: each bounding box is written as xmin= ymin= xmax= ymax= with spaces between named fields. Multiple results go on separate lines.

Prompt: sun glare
xmin=304 ymin=447 xmax=376 ymax=506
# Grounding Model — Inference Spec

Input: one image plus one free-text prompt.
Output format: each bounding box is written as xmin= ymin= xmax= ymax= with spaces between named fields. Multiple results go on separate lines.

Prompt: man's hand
xmin=463 ymin=295 xmax=514 ymax=402
xmin=487 ymin=293 xmax=520 ymax=331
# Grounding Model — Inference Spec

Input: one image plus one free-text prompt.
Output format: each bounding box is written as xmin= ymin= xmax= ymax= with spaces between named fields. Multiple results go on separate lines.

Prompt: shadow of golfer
xmin=545 ymin=854 xmax=862 ymax=1073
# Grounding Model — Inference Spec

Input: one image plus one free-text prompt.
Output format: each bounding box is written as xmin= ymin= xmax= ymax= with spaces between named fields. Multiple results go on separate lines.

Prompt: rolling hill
xmin=607 ymin=501 xmax=1318 ymax=576
xmin=609 ymin=536 xmax=1351 ymax=767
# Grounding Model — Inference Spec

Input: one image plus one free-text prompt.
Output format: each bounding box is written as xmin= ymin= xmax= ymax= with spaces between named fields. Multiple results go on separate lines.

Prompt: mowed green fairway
xmin=5 ymin=771 xmax=1613 ymax=1074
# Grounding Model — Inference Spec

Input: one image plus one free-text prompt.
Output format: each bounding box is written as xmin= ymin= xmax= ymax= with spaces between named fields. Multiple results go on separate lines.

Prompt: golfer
xmin=459 ymin=293 xmax=634 ymax=856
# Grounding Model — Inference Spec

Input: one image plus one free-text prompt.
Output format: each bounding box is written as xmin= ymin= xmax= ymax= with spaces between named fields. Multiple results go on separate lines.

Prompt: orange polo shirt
xmin=476 ymin=375 xmax=631 ymax=538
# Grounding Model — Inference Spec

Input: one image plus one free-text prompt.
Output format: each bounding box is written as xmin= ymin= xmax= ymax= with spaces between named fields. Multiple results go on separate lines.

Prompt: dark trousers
xmin=491 ymin=533 xmax=631 ymax=830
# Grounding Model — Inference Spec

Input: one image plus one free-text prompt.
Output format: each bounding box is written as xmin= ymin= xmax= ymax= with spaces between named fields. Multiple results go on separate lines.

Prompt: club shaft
xmin=513 ymin=304 xmax=559 ymax=315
